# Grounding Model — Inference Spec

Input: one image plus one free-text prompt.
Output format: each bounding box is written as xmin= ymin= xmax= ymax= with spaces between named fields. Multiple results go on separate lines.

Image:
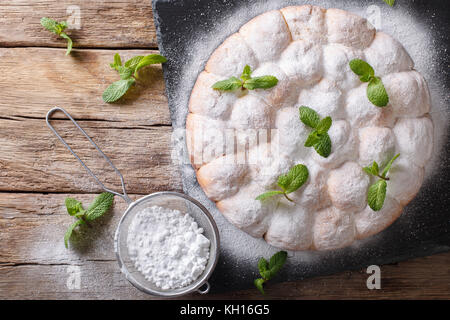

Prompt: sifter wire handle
xmin=46 ymin=107 xmax=132 ymax=204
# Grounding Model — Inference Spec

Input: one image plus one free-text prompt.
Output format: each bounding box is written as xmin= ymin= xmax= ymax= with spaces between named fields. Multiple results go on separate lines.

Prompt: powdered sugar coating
xmin=298 ymin=78 xmax=344 ymax=119
xmin=278 ymin=40 xmax=323 ymax=87
xmin=280 ymin=5 xmax=326 ymax=43
xmin=187 ymin=6 xmax=434 ymax=251
xmin=239 ymin=10 xmax=291 ymax=63
xmin=383 ymin=71 xmax=431 ymax=118
xmin=358 ymin=126 xmax=396 ymax=167
xmin=327 ymin=161 xmax=370 ymax=212
xmin=364 ymin=32 xmax=414 ymax=77
xmin=127 ymin=206 xmax=210 ymax=290
xmin=322 ymin=44 xmax=364 ymax=91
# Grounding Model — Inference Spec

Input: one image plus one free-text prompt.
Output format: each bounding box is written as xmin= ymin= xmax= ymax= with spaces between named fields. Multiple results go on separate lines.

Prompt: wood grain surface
xmin=0 ymin=0 xmax=448 ymax=300
xmin=0 ymin=1 xmax=157 ymax=48
xmin=0 ymin=117 xmax=181 ymax=193
xmin=1 ymin=193 xmax=449 ymax=299
xmin=0 ymin=48 xmax=170 ymax=125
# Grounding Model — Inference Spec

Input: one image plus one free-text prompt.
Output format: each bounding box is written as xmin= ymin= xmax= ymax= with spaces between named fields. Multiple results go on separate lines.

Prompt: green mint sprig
xmin=212 ymin=65 xmax=278 ymax=92
xmin=254 ymin=251 xmax=287 ymax=295
xmin=64 ymin=192 xmax=114 ymax=248
xmin=349 ymin=59 xmax=389 ymax=107
xmin=363 ymin=154 xmax=400 ymax=211
xmin=299 ymin=106 xmax=332 ymax=158
xmin=256 ymin=164 xmax=309 ymax=202
xmin=383 ymin=0 xmax=395 ymax=7
xmin=103 ymin=53 xmax=167 ymax=103
xmin=40 ymin=17 xmax=73 ymax=55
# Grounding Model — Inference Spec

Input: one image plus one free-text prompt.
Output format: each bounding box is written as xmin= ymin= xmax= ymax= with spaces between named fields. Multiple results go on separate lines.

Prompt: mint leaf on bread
xmin=363 ymin=154 xmax=400 ymax=211
xmin=212 ymin=65 xmax=278 ymax=92
xmin=256 ymin=164 xmax=309 ymax=202
xmin=299 ymin=106 xmax=333 ymax=158
xmin=349 ymin=59 xmax=389 ymax=107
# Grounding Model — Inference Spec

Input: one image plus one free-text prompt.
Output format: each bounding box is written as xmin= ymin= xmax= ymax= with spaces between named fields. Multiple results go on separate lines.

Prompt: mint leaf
xmin=65 ymin=198 xmax=84 ymax=216
xmin=256 ymin=164 xmax=309 ymax=202
xmin=300 ymin=107 xmax=333 ymax=158
xmin=212 ymin=77 xmax=243 ymax=91
xmin=299 ymin=106 xmax=321 ymax=129
xmin=243 ymin=76 xmax=278 ymax=90
xmin=85 ymin=192 xmax=114 ymax=221
xmin=254 ymin=251 xmax=288 ymax=295
xmin=367 ymin=76 xmax=389 ymax=107
xmin=363 ymin=166 xmax=374 ymax=176
xmin=114 ymin=53 xmax=122 ymax=67
xmin=64 ymin=219 xmax=84 ymax=248
xmin=304 ymin=130 xmax=320 ymax=147
xmin=254 ymin=278 xmax=266 ymax=295
xmin=349 ymin=59 xmax=389 ymax=108
xmin=102 ymin=78 xmax=135 ymax=103
xmin=363 ymin=161 xmax=381 ymax=177
xmin=258 ymin=257 xmax=270 ymax=280
xmin=381 ymin=153 xmax=400 ymax=178
xmin=364 ymin=154 xmax=399 ymax=211
xmin=104 ymin=53 xmax=166 ymax=103
xmin=124 ymin=56 xmax=144 ymax=69
xmin=58 ymin=21 xmax=68 ymax=30
xmin=122 ymin=54 xmax=167 ymax=76
xmin=212 ymin=65 xmax=278 ymax=91
xmin=110 ymin=53 xmax=122 ymax=70
xmin=40 ymin=17 xmax=73 ymax=55
xmin=277 ymin=164 xmax=309 ymax=194
xmin=383 ymin=0 xmax=395 ymax=6
xmin=40 ymin=17 xmax=63 ymax=34
xmin=349 ymin=59 xmax=375 ymax=82
xmin=368 ymin=179 xmax=387 ymax=211
xmin=268 ymin=251 xmax=288 ymax=279
xmin=135 ymin=54 xmax=168 ymax=75
xmin=117 ymin=66 xmax=134 ymax=80
xmin=255 ymin=190 xmax=284 ymax=201
xmin=371 ymin=161 xmax=380 ymax=176
xmin=59 ymin=32 xmax=73 ymax=55
xmin=63 ymin=193 xmax=114 ymax=249
xmin=241 ymin=65 xmax=252 ymax=81
xmin=316 ymin=116 xmax=332 ymax=134
xmin=313 ymin=133 xmax=332 ymax=158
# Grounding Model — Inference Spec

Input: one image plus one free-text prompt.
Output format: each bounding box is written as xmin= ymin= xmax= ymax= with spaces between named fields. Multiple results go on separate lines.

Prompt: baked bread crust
xmin=186 ymin=6 xmax=434 ymax=251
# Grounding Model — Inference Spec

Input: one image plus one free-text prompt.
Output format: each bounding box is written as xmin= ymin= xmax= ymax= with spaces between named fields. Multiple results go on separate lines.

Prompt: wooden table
xmin=0 ymin=0 xmax=448 ymax=300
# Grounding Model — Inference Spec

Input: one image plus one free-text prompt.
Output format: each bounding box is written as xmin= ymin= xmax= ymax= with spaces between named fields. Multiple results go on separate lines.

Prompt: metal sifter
xmin=46 ymin=107 xmax=220 ymax=297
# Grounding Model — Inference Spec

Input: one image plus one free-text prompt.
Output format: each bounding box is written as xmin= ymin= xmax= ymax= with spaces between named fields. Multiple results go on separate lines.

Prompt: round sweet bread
xmin=186 ymin=5 xmax=434 ymax=251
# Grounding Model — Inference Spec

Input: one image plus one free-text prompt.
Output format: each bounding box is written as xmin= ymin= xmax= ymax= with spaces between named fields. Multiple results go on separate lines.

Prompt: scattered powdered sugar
xmin=127 ymin=206 xmax=210 ymax=290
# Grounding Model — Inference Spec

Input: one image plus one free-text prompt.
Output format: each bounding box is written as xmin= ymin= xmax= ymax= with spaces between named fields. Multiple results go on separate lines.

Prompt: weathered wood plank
xmin=0 ymin=118 xmax=182 ymax=193
xmin=1 ymin=193 xmax=449 ymax=299
xmin=2 ymin=253 xmax=448 ymax=300
xmin=0 ymin=261 xmax=152 ymax=300
xmin=0 ymin=47 xmax=171 ymax=126
xmin=0 ymin=0 xmax=157 ymax=48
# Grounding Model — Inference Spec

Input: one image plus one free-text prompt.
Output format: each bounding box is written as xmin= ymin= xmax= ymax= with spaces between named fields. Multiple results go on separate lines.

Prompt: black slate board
xmin=152 ymin=0 xmax=450 ymax=293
